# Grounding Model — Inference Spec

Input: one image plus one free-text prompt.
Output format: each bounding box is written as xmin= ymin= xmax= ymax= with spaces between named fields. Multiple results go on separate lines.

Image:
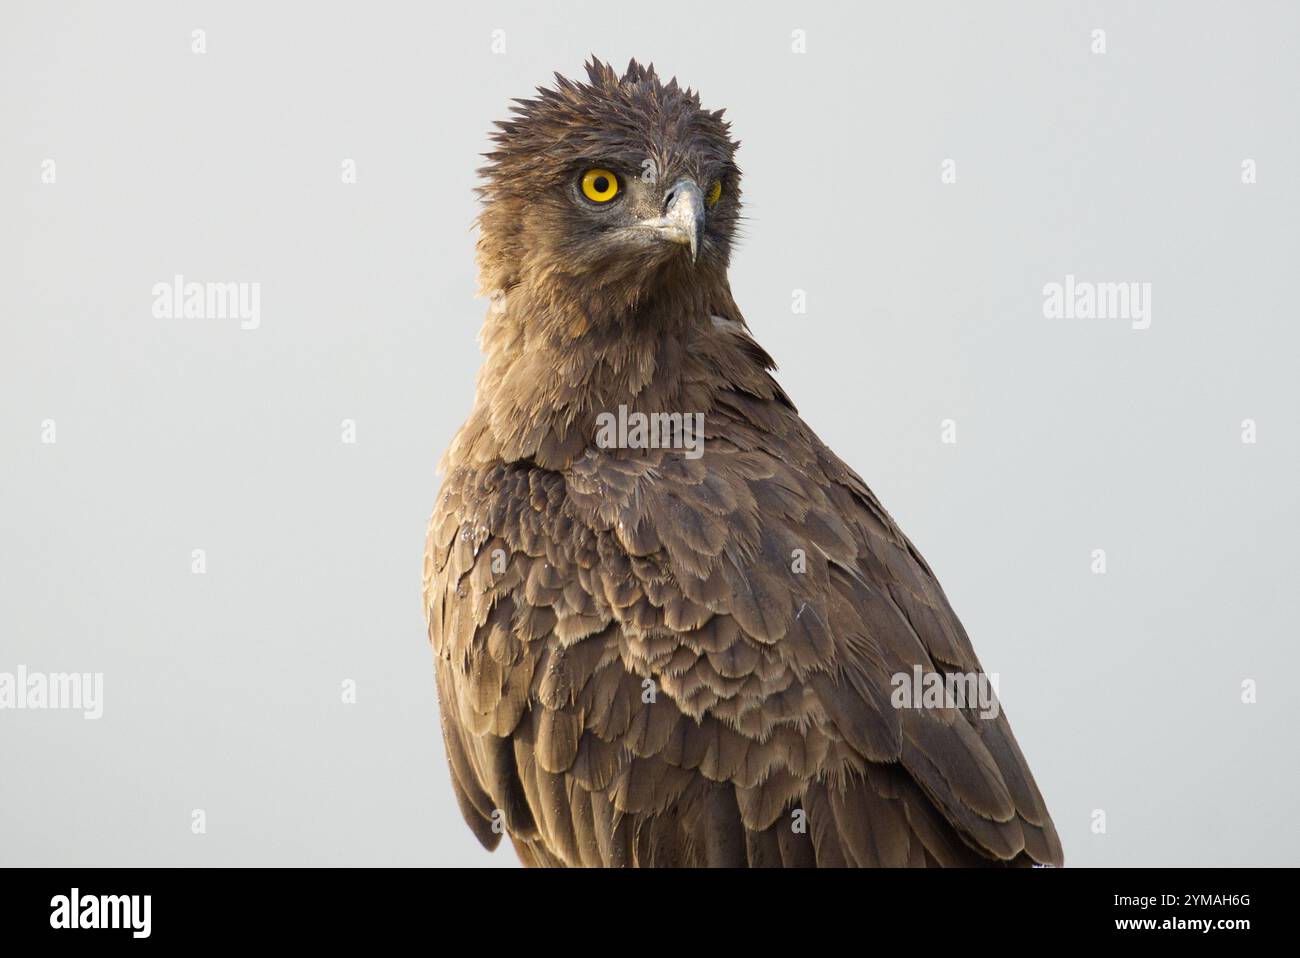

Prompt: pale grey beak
xmin=636 ymin=179 xmax=705 ymax=262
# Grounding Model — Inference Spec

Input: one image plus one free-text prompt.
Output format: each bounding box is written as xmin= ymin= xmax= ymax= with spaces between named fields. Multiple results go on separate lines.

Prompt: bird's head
xmin=476 ymin=58 xmax=742 ymax=318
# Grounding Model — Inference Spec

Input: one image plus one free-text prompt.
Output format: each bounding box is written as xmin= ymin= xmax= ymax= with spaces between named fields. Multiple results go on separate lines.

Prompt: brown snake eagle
xmin=423 ymin=58 xmax=1063 ymax=867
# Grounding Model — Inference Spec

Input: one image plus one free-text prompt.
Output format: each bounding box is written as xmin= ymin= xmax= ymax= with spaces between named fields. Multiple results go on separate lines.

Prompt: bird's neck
xmin=443 ymin=278 xmax=779 ymax=473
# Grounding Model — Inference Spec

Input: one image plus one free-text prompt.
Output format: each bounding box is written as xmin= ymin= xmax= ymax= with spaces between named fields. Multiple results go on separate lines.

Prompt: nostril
xmin=662 ymin=186 xmax=678 ymax=213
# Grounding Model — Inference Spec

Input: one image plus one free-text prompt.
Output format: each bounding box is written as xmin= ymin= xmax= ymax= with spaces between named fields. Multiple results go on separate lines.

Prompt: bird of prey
xmin=424 ymin=58 xmax=1063 ymax=868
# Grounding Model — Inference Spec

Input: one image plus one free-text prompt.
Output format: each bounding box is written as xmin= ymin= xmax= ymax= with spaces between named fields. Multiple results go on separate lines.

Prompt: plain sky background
xmin=1 ymin=0 xmax=1297 ymax=867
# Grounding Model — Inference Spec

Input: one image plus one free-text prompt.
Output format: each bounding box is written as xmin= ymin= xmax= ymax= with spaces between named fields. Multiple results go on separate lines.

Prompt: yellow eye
xmin=581 ymin=168 xmax=620 ymax=203
xmin=706 ymin=180 xmax=722 ymax=207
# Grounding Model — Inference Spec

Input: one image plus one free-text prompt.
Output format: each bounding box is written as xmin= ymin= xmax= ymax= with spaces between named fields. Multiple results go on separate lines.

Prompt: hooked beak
xmin=635 ymin=179 xmax=705 ymax=263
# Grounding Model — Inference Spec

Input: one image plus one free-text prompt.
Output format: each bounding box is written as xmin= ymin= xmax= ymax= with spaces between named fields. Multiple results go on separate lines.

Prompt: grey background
xmin=1 ymin=0 xmax=1297 ymax=866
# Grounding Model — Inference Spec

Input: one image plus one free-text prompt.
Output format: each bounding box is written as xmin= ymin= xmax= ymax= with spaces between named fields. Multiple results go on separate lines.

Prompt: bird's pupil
xmin=594 ymin=176 xmax=609 ymax=193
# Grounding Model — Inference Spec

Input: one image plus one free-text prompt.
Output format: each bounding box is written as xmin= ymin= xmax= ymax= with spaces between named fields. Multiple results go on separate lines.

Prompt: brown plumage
xmin=424 ymin=58 xmax=1063 ymax=867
